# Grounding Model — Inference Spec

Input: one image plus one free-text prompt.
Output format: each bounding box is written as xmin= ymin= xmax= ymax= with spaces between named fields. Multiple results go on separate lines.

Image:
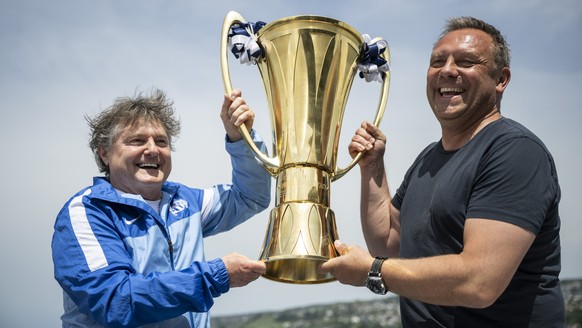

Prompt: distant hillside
xmin=212 ymin=278 xmax=582 ymax=328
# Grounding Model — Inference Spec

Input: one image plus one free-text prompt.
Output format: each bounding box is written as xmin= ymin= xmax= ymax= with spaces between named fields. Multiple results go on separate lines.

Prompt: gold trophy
xmin=221 ymin=11 xmax=390 ymax=283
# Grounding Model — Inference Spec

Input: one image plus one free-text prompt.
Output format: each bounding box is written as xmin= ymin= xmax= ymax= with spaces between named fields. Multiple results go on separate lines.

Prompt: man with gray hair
xmin=52 ymin=88 xmax=271 ymax=327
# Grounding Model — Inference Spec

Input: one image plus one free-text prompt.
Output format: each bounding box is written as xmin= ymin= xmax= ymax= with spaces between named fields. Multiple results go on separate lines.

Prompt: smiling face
xmin=99 ymin=120 xmax=172 ymax=200
xmin=426 ymin=28 xmax=509 ymax=133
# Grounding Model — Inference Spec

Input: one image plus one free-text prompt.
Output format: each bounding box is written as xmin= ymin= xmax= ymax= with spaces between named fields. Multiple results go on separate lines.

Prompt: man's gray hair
xmin=86 ymin=88 xmax=181 ymax=175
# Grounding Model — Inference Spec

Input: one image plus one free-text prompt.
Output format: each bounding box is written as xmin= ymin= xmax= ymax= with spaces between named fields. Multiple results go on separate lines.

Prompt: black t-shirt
xmin=392 ymin=118 xmax=564 ymax=327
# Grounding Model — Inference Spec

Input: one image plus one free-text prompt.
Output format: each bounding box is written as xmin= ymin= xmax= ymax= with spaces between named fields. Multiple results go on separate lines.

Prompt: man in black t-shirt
xmin=320 ymin=16 xmax=564 ymax=327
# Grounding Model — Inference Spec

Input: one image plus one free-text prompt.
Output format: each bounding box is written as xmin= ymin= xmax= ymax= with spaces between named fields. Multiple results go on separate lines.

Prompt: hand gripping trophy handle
xmin=220 ymin=11 xmax=280 ymax=175
xmin=220 ymin=11 xmax=390 ymax=283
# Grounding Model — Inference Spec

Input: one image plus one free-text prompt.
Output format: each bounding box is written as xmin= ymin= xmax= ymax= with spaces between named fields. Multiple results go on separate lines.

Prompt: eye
xmin=430 ymin=58 xmax=445 ymax=68
xmin=128 ymin=138 xmax=146 ymax=146
xmin=155 ymin=138 xmax=169 ymax=147
xmin=456 ymin=60 xmax=476 ymax=68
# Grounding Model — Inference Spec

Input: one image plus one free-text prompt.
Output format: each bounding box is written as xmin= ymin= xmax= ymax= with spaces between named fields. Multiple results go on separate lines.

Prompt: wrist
xmin=365 ymin=257 xmax=388 ymax=295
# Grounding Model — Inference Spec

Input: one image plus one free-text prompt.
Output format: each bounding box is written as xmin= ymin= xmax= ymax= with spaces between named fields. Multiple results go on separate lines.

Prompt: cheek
xmin=426 ymin=72 xmax=438 ymax=92
xmin=163 ymin=152 xmax=172 ymax=169
xmin=109 ymin=157 xmax=131 ymax=172
xmin=110 ymin=150 xmax=138 ymax=169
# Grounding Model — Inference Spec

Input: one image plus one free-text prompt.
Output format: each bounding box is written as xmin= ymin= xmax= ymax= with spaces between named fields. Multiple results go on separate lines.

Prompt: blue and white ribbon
xmin=228 ymin=21 xmax=267 ymax=65
xmin=357 ymin=34 xmax=390 ymax=83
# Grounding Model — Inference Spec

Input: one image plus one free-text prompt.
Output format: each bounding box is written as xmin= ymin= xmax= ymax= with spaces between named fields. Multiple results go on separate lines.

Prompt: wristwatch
xmin=365 ymin=257 xmax=388 ymax=295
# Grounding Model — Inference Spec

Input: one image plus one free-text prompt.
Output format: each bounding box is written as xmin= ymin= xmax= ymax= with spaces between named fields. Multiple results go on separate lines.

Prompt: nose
xmin=143 ymin=138 xmax=159 ymax=156
xmin=439 ymin=57 xmax=459 ymax=78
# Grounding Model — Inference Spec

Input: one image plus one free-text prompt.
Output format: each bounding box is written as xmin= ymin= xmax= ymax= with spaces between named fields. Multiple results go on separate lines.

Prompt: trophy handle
xmin=220 ymin=11 xmax=280 ymax=175
xmin=331 ymin=47 xmax=391 ymax=181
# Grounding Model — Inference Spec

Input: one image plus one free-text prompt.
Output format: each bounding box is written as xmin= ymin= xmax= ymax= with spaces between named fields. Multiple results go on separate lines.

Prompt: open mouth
xmin=137 ymin=163 xmax=160 ymax=169
xmin=439 ymin=87 xmax=465 ymax=97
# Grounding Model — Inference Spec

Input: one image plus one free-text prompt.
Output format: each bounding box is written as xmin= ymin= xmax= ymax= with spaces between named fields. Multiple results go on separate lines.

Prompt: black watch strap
xmin=370 ymin=257 xmax=387 ymax=274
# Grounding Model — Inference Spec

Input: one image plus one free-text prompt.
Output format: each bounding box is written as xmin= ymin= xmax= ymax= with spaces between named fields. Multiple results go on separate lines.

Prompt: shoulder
xmin=409 ymin=141 xmax=440 ymax=166
xmin=483 ymin=118 xmax=548 ymax=149
xmin=483 ymin=119 xmax=555 ymax=165
xmin=59 ymin=178 xmax=110 ymax=210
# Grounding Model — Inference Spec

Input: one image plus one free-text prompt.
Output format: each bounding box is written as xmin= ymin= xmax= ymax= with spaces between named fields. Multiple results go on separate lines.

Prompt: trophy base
xmin=258 ymin=202 xmax=340 ymax=284
xmin=262 ymin=255 xmax=336 ymax=284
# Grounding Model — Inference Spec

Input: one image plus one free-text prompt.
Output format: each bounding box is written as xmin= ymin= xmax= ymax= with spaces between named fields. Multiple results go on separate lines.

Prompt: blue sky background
xmin=1 ymin=1 xmax=580 ymax=327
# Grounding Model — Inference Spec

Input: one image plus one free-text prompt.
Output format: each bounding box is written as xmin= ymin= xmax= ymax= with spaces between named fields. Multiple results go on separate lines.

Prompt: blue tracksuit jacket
xmin=52 ymin=132 xmax=271 ymax=327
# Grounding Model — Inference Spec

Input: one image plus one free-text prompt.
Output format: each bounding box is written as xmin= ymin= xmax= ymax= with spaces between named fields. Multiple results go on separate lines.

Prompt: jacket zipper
xmin=167 ymin=237 xmax=174 ymax=261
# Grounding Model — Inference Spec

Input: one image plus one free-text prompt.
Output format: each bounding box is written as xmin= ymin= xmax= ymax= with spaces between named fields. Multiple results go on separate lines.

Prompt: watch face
xmin=366 ymin=276 xmax=386 ymax=295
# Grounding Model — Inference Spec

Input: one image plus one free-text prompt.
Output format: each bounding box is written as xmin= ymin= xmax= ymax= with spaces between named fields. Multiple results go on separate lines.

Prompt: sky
xmin=0 ymin=0 xmax=580 ymax=327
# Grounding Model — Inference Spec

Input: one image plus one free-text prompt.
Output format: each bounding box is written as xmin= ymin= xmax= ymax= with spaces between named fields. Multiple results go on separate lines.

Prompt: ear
xmin=98 ymin=146 xmax=109 ymax=166
xmin=496 ymin=67 xmax=511 ymax=93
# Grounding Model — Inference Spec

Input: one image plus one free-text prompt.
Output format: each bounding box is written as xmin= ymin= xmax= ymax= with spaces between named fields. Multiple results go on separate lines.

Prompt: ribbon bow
xmin=357 ymin=34 xmax=390 ymax=83
xmin=228 ymin=21 xmax=267 ymax=65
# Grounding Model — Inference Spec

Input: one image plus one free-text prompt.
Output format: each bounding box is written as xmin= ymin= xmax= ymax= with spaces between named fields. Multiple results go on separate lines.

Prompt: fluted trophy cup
xmin=220 ymin=11 xmax=390 ymax=283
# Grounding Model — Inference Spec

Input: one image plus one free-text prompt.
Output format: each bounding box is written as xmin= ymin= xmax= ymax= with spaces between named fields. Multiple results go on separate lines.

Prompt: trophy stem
xmin=275 ymin=166 xmax=330 ymax=207
xmin=259 ymin=166 xmax=340 ymax=283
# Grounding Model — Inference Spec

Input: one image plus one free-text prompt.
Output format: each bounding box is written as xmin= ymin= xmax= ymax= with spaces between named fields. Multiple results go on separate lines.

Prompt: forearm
xmin=59 ymin=259 xmax=229 ymax=327
xmin=359 ymin=162 xmax=394 ymax=256
xmin=382 ymin=254 xmax=497 ymax=308
xmin=227 ymin=130 xmax=271 ymax=208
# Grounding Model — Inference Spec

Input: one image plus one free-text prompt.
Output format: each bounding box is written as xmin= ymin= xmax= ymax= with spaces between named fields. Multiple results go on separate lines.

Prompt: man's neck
xmin=441 ymin=111 xmax=502 ymax=151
